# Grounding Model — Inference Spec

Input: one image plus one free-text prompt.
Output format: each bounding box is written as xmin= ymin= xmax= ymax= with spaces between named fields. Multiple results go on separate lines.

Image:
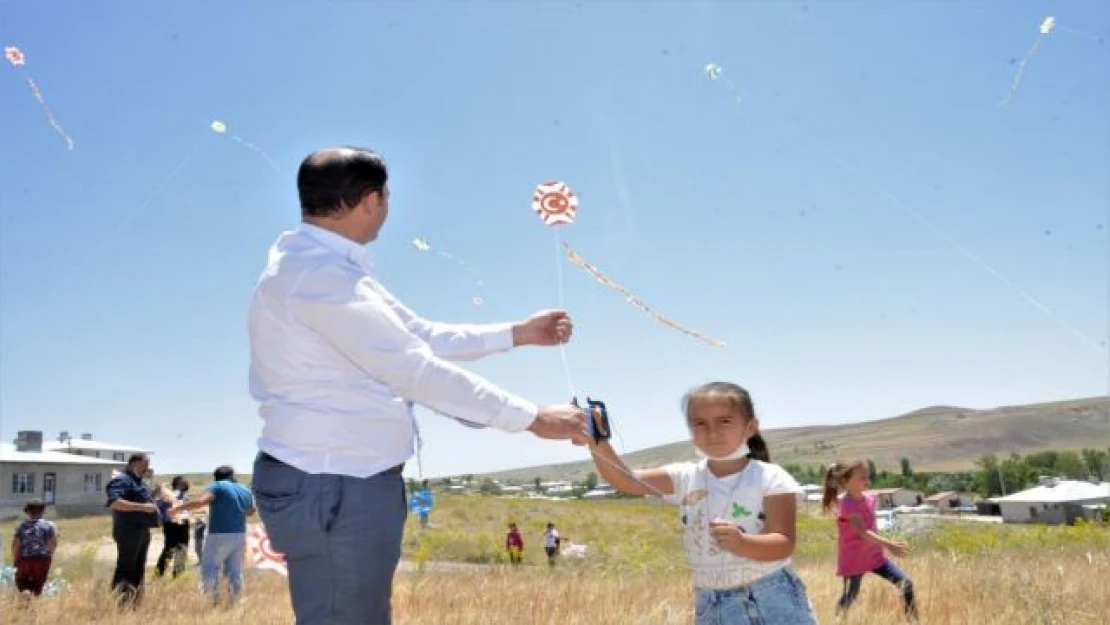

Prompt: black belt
xmin=259 ymin=452 xmax=404 ymax=476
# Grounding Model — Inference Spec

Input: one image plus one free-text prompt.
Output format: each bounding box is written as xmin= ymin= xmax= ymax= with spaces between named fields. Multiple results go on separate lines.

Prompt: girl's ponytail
xmin=822 ymin=460 xmax=866 ymax=513
xmin=747 ymin=431 xmax=770 ymax=462
xmin=822 ymin=463 xmax=842 ymax=513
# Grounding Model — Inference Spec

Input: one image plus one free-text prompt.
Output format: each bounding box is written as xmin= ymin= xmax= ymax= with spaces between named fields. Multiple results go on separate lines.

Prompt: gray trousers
xmin=252 ymin=453 xmax=406 ymax=625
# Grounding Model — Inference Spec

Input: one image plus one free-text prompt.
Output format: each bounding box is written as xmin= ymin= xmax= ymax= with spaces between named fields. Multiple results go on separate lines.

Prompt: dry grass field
xmin=2 ymin=495 xmax=1107 ymax=624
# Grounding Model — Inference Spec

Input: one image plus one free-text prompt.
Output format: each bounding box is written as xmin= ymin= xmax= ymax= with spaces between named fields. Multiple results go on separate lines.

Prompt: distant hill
xmin=475 ymin=396 xmax=1110 ymax=484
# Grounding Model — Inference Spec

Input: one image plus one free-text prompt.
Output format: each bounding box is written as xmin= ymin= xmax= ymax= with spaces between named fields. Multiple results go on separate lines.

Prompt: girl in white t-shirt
xmin=587 ymin=381 xmax=817 ymax=625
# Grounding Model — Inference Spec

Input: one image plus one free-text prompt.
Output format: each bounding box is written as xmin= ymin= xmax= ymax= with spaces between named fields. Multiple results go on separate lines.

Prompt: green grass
xmin=21 ymin=493 xmax=1106 ymax=575
xmin=400 ymin=494 xmax=1108 ymax=570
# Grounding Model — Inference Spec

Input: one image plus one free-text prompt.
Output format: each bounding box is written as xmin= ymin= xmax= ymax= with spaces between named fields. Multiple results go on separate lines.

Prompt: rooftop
xmin=994 ymin=480 xmax=1110 ymax=504
xmin=43 ymin=439 xmax=153 ymax=454
xmin=0 ymin=442 xmax=123 ymax=466
xmin=866 ymin=487 xmax=919 ymax=495
xmin=925 ymin=491 xmax=960 ymax=501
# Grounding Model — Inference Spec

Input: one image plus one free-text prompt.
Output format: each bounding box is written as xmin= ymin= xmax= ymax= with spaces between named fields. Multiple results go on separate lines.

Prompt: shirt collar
xmin=298 ymin=222 xmax=375 ymax=273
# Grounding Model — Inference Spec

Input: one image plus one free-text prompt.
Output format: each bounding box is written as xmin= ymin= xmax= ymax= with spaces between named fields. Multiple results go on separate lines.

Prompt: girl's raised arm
xmin=588 ymin=440 xmax=674 ymax=497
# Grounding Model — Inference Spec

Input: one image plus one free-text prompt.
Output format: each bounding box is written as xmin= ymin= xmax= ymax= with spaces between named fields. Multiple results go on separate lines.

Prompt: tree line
xmin=783 ymin=448 xmax=1109 ymax=498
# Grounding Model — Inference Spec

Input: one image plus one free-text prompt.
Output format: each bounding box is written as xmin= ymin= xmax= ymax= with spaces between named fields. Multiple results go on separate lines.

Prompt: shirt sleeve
xmin=370 ymin=282 xmax=515 ymax=362
xmin=762 ymin=463 xmax=805 ymax=502
xmin=660 ymin=462 xmax=693 ymax=506
xmin=291 ymin=270 xmax=537 ymax=433
xmin=105 ymin=477 xmax=128 ymax=505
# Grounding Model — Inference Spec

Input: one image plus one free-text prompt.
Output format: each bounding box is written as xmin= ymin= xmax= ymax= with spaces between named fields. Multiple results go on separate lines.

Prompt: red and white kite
xmin=532 ymin=181 xmax=578 ymax=227
xmin=245 ymin=523 xmax=288 ymax=576
xmin=4 ymin=45 xmax=74 ymax=149
xmin=5 ymin=46 xmax=25 ymax=66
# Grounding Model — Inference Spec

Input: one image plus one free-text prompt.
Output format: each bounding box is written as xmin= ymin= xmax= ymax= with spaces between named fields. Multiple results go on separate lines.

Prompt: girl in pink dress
xmin=505 ymin=523 xmax=524 ymax=565
xmin=823 ymin=461 xmax=918 ymax=620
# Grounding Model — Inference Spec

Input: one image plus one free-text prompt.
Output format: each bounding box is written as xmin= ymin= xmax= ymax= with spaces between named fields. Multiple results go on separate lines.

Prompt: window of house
xmin=84 ymin=473 xmax=103 ymax=493
xmin=1030 ymin=506 xmax=1038 ymax=517
xmin=12 ymin=473 xmax=35 ymax=494
xmin=113 ymin=452 xmax=125 ymax=461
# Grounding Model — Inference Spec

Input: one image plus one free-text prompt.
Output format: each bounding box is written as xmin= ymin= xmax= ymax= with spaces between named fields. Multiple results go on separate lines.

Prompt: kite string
xmin=92 ymin=131 xmax=212 ymax=255
xmin=553 ymin=229 xmax=578 ymax=398
xmin=552 ymin=233 xmax=656 ymax=497
xmin=783 ymin=121 xmax=1103 ymax=356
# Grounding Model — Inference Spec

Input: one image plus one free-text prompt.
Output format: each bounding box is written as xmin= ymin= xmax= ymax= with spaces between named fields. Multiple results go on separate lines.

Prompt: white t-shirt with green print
xmin=662 ymin=458 xmax=804 ymax=590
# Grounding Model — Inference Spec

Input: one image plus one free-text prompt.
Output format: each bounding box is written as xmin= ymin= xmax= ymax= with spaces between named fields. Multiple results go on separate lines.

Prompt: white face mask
xmin=695 ymin=441 xmax=750 ymax=462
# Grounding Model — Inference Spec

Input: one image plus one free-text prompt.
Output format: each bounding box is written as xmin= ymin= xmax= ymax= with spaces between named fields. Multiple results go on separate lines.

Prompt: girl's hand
xmin=886 ymin=540 xmax=910 ymax=558
xmin=708 ymin=518 xmax=746 ymax=555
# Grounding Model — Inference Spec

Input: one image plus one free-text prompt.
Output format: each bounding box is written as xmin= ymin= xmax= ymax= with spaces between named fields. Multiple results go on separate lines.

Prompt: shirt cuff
xmin=481 ymin=323 xmax=516 ymax=354
xmin=490 ymin=394 xmax=538 ymax=433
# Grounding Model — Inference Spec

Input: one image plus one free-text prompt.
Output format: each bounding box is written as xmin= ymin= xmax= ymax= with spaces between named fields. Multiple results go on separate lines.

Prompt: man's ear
xmin=360 ymin=190 xmax=383 ymax=216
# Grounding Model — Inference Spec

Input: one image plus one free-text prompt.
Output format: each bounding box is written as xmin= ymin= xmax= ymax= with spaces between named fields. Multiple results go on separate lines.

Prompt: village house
xmin=865 ymin=487 xmax=924 ymax=510
xmin=0 ymin=430 xmax=153 ymax=520
xmin=992 ymin=477 xmax=1110 ymax=525
xmin=43 ymin=430 xmax=151 ymax=462
xmin=924 ymin=491 xmax=976 ymax=512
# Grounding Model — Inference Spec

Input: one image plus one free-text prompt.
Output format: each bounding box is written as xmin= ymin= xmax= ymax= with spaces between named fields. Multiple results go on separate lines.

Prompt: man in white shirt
xmin=249 ymin=146 xmax=590 ymax=625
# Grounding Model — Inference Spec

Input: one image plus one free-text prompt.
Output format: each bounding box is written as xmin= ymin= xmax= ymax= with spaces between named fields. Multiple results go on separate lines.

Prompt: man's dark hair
xmin=213 ymin=465 xmax=235 ymax=481
xmin=127 ymin=453 xmax=147 ymax=466
xmin=24 ymin=499 xmax=45 ymax=515
xmin=297 ymin=147 xmax=388 ymax=218
xmin=171 ymin=475 xmax=188 ymax=490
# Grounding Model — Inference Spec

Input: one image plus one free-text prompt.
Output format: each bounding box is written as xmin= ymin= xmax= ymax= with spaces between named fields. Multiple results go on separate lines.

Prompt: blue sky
xmin=1 ymin=1 xmax=1107 ymax=478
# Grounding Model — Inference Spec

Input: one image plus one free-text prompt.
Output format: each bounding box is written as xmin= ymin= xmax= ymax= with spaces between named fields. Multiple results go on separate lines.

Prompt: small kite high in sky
xmin=704 ymin=61 xmax=743 ymax=107
xmin=210 ymin=119 xmax=278 ymax=170
xmin=411 ymin=237 xmax=484 ymax=305
xmin=5 ymin=45 xmax=74 ymax=150
xmin=1000 ymin=16 xmax=1055 ymax=106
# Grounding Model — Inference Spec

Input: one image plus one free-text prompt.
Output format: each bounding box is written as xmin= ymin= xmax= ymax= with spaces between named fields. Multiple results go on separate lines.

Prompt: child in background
xmin=10 ymin=499 xmax=58 ymax=604
xmin=543 ymin=523 xmax=560 ymax=567
xmin=587 ymin=381 xmax=817 ymax=625
xmin=155 ymin=477 xmax=192 ymax=578
xmin=823 ymin=461 xmax=918 ymax=620
xmin=505 ymin=523 xmax=524 ymax=565
xmin=193 ymin=510 xmax=207 ymax=566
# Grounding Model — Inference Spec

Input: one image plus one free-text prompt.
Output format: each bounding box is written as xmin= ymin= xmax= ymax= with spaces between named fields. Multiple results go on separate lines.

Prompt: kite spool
xmin=574 ymin=396 xmax=612 ymax=444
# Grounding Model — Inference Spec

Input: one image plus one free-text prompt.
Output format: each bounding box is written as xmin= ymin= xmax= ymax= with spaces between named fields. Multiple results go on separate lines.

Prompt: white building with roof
xmin=0 ymin=430 xmax=150 ymax=520
xmin=43 ymin=430 xmax=153 ymax=462
xmin=992 ymin=477 xmax=1110 ymax=525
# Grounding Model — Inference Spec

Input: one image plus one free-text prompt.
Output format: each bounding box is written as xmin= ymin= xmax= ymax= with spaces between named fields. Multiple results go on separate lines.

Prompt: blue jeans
xmin=201 ymin=532 xmax=245 ymax=601
xmin=694 ymin=567 xmax=817 ymax=625
xmin=838 ymin=559 xmax=917 ymax=618
xmin=252 ymin=452 xmax=407 ymax=625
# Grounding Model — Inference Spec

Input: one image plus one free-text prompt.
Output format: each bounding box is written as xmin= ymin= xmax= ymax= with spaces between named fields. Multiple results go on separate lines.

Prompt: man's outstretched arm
xmin=294 ymin=272 xmax=587 ymax=442
xmin=371 ymin=282 xmax=571 ymax=361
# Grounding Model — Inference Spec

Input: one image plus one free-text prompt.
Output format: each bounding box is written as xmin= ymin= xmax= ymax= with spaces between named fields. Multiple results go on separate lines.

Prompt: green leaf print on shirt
xmin=731 ymin=503 xmax=752 ymax=519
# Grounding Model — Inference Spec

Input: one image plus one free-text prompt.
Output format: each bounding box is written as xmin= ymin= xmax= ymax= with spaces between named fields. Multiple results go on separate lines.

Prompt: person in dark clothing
xmin=11 ymin=499 xmax=58 ymax=605
xmin=193 ymin=513 xmax=207 ymax=565
xmin=154 ymin=476 xmax=191 ymax=578
xmin=105 ymin=453 xmax=160 ymax=608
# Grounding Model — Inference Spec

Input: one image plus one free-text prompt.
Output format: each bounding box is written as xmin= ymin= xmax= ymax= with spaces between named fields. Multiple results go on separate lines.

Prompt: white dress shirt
xmin=249 ymin=223 xmax=538 ymax=478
